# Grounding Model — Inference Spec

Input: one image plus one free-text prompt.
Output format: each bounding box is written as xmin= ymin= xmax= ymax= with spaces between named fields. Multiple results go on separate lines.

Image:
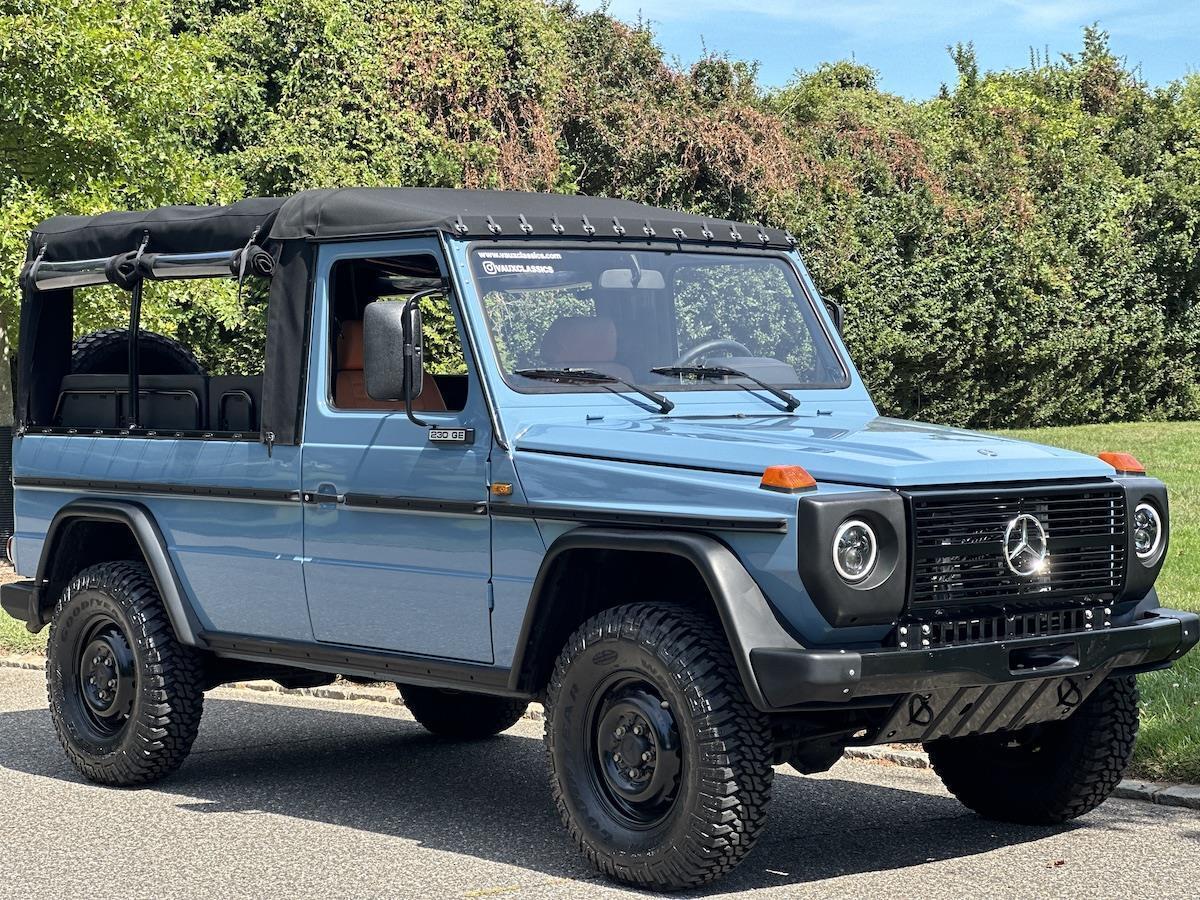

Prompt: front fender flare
xmin=33 ymin=499 xmax=204 ymax=646
xmin=508 ymin=527 xmax=804 ymax=711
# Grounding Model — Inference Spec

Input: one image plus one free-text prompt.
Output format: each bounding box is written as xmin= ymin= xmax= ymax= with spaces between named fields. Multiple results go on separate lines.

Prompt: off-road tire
xmin=544 ymin=603 xmax=774 ymax=891
xmin=397 ymin=684 xmax=528 ymax=739
xmin=925 ymin=674 xmax=1139 ymax=824
xmin=46 ymin=561 xmax=205 ymax=785
xmin=71 ymin=328 xmax=203 ymax=375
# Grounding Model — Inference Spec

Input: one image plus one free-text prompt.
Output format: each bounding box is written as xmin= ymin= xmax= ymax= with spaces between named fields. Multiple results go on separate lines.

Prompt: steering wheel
xmin=674 ymin=338 xmax=752 ymax=367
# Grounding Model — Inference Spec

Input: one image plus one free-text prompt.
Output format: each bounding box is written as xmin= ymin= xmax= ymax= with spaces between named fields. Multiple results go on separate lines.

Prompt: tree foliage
xmin=2 ymin=1 xmax=1198 ymax=427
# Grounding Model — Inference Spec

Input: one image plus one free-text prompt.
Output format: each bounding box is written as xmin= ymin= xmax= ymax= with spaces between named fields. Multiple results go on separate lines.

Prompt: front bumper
xmin=751 ymin=607 xmax=1198 ymax=716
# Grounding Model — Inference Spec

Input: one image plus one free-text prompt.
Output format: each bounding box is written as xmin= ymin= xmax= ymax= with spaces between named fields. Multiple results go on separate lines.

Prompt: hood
xmin=512 ymin=413 xmax=1116 ymax=488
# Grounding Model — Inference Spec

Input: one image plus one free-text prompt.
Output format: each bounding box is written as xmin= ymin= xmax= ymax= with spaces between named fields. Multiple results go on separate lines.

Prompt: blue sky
xmin=577 ymin=1 xmax=1200 ymax=98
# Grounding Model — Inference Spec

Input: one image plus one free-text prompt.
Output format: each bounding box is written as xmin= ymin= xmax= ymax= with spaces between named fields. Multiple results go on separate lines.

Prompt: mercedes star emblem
xmin=1003 ymin=513 xmax=1048 ymax=576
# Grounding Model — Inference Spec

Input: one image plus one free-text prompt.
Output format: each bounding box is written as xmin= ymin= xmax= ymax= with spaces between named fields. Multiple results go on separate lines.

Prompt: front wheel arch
xmin=508 ymin=528 xmax=798 ymax=708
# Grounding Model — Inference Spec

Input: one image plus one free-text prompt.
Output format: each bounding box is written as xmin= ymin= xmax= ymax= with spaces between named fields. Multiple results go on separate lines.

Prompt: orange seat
xmin=335 ymin=321 xmax=447 ymax=412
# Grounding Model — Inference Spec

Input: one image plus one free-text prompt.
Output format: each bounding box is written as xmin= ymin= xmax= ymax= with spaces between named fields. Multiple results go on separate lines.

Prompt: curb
xmin=843 ymin=746 xmax=931 ymax=769
xmin=1111 ymin=780 xmax=1200 ymax=809
xmin=0 ymin=655 xmax=44 ymax=671
xmin=225 ymin=678 xmax=544 ymax=721
xmin=2 ymin=655 xmax=1196 ymax=809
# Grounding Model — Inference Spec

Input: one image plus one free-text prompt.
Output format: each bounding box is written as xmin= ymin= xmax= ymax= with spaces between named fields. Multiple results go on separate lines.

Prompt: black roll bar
xmin=26 ymin=248 xmax=273 ymax=293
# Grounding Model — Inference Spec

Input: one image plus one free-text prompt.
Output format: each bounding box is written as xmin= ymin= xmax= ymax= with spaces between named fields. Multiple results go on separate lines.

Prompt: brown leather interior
xmin=540 ymin=316 xmax=634 ymax=382
xmin=334 ymin=320 xmax=447 ymax=412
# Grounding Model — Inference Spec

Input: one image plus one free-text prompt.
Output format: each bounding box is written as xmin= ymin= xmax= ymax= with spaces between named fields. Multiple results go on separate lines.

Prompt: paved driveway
xmin=0 ymin=666 xmax=1195 ymax=899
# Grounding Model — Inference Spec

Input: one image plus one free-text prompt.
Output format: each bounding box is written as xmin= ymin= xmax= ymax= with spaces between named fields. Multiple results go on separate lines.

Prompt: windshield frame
xmin=467 ymin=241 xmax=851 ymax=397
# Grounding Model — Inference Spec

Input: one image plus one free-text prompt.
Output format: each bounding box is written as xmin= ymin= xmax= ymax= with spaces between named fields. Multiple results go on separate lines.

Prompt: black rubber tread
xmin=544 ymin=603 xmax=774 ymax=891
xmin=71 ymin=328 xmax=203 ymax=375
xmin=45 ymin=561 xmax=205 ymax=786
xmin=925 ymin=674 xmax=1139 ymax=824
xmin=397 ymin=684 xmax=528 ymax=739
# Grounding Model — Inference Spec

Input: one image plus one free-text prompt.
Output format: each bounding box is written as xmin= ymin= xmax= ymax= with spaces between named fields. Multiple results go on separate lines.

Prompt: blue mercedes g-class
xmin=4 ymin=189 xmax=1196 ymax=890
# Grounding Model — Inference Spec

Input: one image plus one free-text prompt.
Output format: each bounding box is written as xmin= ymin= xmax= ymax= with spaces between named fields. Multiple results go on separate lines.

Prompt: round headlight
xmin=1133 ymin=502 xmax=1163 ymax=561
xmin=833 ymin=519 xmax=877 ymax=583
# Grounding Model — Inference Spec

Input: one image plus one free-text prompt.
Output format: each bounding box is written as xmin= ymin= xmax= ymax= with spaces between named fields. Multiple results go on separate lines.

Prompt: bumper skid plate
xmin=751 ymin=607 xmax=1199 ymax=713
xmin=877 ymin=669 xmax=1109 ymax=743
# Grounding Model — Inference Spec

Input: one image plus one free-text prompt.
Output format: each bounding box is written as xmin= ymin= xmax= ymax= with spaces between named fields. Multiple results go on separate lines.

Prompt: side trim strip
xmin=515 ymin=445 xmax=757 ymax=478
xmin=341 ymin=493 xmax=487 ymax=516
xmin=14 ymin=476 xmax=296 ymax=504
xmin=203 ymin=631 xmax=528 ymax=698
xmin=15 ymin=476 xmax=785 ymax=532
xmin=23 ymin=426 xmax=258 ymax=442
xmin=490 ymin=503 xmax=788 ymax=534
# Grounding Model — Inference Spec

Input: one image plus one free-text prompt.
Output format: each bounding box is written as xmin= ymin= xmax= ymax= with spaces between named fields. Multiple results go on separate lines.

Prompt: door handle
xmin=304 ymin=483 xmax=345 ymax=505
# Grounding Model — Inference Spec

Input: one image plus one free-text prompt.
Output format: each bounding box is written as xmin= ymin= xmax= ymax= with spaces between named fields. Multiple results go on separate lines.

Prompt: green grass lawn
xmin=2 ymin=421 xmax=1198 ymax=782
xmin=0 ymin=604 xmax=45 ymax=656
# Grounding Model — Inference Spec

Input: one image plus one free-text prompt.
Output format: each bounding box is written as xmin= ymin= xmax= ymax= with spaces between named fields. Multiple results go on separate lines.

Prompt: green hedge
xmin=3 ymin=2 xmax=1198 ymax=428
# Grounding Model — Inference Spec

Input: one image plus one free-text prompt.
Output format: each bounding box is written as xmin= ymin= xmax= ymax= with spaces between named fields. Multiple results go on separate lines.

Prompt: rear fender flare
xmin=35 ymin=499 xmax=204 ymax=646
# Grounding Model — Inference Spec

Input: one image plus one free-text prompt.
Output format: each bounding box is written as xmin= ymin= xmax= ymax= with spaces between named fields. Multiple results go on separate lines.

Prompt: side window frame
xmin=312 ymin=238 xmax=481 ymax=425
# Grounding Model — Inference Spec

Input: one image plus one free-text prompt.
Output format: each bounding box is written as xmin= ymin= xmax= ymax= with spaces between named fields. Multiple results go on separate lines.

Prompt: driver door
xmin=300 ymin=238 xmax=494 ymax=662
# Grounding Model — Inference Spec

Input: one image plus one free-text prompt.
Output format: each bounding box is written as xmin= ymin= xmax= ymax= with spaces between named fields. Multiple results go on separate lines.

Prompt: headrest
xmin=541 ymin=316 xmax=618 ymax=364
xmin=338 ymin=320 xmax=365 ymax=370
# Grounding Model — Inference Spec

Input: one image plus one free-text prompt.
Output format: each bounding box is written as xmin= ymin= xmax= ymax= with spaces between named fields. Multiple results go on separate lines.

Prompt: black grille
xmin=908 ymin=484 xmax=1126 ymax=610
xmin=894 ymin=605 xmax=1111 ymax=649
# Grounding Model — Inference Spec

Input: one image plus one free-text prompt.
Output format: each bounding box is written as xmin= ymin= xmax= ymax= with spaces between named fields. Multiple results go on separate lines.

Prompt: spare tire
xmin=71 ymin=328 xmax=204 ymax=376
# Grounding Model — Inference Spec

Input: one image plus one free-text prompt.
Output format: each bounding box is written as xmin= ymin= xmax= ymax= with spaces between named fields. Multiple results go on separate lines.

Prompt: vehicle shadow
xmin=0 ymin=695 xmax=1078 ymax=893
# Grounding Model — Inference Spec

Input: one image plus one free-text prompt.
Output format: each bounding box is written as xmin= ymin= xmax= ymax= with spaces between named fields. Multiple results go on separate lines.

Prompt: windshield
xmin=472 ymin=247 xmax=848 ymax=394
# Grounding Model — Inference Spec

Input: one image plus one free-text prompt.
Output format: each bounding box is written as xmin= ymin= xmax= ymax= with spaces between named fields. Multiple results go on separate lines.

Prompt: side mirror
xmin=363 ymin=298 xmax=424 ymax=406
xmin=823 ymin=300 xmax=845 ymax=336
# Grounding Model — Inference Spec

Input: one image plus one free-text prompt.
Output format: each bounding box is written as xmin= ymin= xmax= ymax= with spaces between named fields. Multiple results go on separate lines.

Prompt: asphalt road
xmin=1 ymin=667 xmax=1196 ymax=899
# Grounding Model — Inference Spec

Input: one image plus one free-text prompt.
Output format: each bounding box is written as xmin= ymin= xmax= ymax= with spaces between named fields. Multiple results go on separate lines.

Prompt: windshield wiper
xmin=515 ymin=368 xmax=675 ymax=415
xmin=651 ymin=365 xmax=800 ymax=412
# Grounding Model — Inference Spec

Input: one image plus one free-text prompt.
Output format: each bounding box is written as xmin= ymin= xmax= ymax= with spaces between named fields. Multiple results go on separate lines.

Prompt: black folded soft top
xmin=20 ymin=188 xmax=794 ymax=449
xmin=29 ymin=188 xmax=792 ymax=263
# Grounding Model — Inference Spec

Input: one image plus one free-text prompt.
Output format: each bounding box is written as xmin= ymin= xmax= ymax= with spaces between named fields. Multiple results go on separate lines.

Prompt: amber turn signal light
xmin=760 ymin=465 xmax=816 ymax=493
xmin=1098 ymin=451 xmax=1146 ymax=475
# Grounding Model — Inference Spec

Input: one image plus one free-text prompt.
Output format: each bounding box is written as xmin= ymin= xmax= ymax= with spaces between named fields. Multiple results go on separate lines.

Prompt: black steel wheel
xmin=544 ymin=603 xmax=773 ymax=891
xmin=72 ymin=616 xmax=138 ymax=739
xmin=925 ymin=674 xmax=1139 ymax=824
xmin=46 ymin=561 xmax=204 ymax=785
xmin=588 ymin=676 xmax=683 ymax=829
